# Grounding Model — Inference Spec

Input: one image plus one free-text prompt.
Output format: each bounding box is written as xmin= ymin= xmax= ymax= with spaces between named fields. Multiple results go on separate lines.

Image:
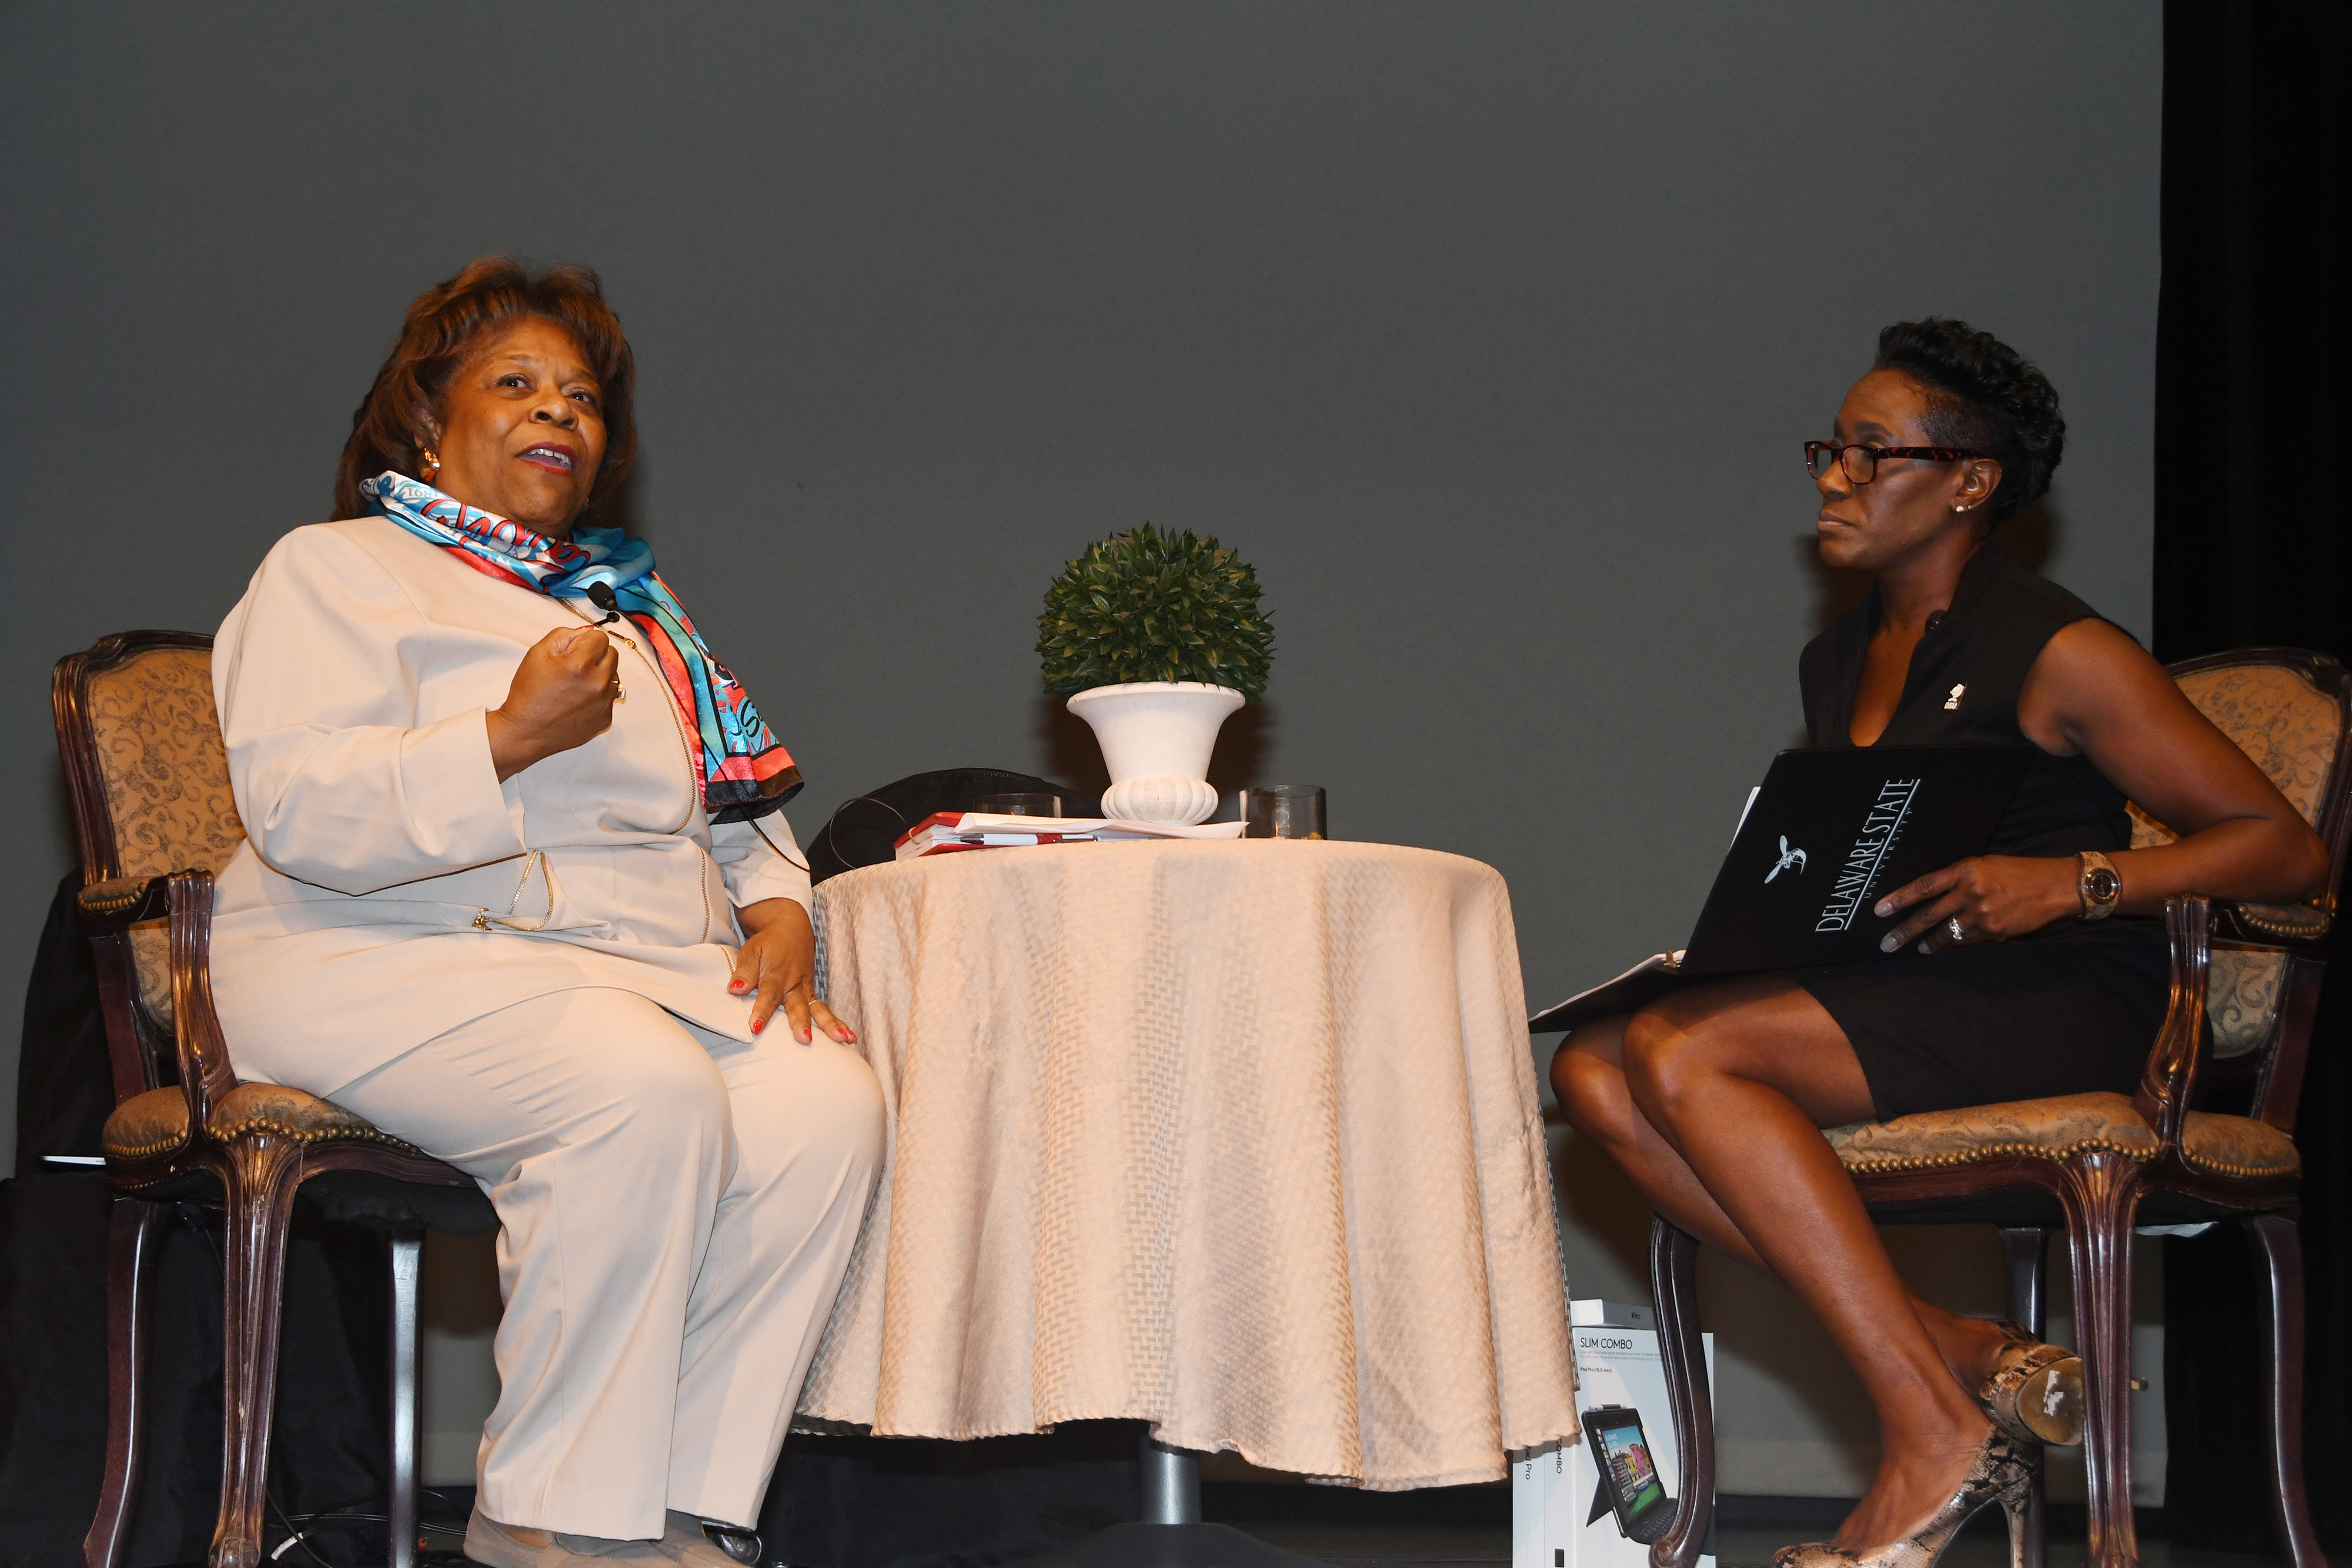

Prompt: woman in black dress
xmin=1552 ymin=319 xmax=2326 ymax=1568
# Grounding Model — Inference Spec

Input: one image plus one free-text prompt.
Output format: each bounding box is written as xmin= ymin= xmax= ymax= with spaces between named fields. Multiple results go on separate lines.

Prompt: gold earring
xmin=420 ymin=448 xmax=440 ymax=482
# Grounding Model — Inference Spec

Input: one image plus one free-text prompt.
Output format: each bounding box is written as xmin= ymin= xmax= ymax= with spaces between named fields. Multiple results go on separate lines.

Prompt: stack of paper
xmin=893 ymin=812 xmax=1247 ymax=861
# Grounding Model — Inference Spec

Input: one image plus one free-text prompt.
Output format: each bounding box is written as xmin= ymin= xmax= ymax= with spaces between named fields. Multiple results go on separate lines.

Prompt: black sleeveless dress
xmin=1788 ymin=544 xmax=2170 ymax=1121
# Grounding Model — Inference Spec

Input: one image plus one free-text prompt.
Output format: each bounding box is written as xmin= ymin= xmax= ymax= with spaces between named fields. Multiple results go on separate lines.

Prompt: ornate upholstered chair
xmin=52 ymin=630 xmax=497 ymax=1568
xmin=1643 ymin=648 xmax=2348 ymax=1568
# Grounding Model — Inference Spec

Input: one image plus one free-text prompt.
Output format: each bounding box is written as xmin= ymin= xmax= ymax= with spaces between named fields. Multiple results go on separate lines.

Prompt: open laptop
xmin=1529 ymin=745 xmax=2034 ymax=1034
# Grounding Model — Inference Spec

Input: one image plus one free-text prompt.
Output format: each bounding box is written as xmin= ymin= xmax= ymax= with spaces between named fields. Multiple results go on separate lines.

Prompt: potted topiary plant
xmin=1038 ymin=524 xmax=1274 ymax=824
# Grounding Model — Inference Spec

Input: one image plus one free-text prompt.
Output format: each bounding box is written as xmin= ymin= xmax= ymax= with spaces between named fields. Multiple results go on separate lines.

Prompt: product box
xmin=1514 ymin=1300 xmax=1716 ymax=1568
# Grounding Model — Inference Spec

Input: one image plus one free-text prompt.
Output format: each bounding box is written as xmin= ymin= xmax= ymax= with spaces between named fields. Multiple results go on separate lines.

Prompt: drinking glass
xmin=1241 ymin=785 xmax=1326 ymax=840
xmin=974 ymin=793 xmax=1064 ymax=818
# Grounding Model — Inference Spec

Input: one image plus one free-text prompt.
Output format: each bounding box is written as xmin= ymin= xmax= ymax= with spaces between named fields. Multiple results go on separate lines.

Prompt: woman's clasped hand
xmin=485 ymin=624 xmax=620 ymax=783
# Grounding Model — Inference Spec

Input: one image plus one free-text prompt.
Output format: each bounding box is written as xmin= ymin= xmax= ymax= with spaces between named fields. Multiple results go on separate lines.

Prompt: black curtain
xmin=2154 ymin=0 xmax=2350 ymax=1552
xmin=1 ymin=874 xmax=397 ymax=1567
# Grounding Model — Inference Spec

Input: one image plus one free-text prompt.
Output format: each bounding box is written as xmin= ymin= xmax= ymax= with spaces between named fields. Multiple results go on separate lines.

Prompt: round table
xmin=797 ymin=838 xmax=1577 ymax=1492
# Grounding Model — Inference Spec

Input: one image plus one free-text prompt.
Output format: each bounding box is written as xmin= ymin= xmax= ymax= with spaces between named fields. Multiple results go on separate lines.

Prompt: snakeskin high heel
xmin=1977 ymin=1319 xmax=2084 ymax=1446
xmin=1771 ymin=1429 xmax=2036 ymax=1568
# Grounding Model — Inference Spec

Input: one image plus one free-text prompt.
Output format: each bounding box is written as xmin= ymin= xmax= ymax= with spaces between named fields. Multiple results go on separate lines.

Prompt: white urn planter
xmin=1066 ymin=680 xmax=1246 ymax=825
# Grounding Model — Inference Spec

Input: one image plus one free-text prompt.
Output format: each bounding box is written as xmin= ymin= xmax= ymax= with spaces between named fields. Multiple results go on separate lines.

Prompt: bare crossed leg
xmin=1549 ymin=977 xmax=2006 ymax=1552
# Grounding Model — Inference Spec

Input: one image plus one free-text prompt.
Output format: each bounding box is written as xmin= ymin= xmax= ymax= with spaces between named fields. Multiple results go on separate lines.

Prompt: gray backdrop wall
xmin=0 ymin=2 xmax=2163 ymax=1502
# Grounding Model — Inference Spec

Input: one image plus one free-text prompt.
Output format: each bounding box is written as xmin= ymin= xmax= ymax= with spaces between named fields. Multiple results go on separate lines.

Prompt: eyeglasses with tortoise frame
xmin=1804 ymin=441 xmax=1982 ymax=484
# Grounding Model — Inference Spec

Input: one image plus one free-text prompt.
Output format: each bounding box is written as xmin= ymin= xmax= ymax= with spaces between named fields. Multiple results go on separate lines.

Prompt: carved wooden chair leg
xmin=2056 ymin=1155 xmax=2143 ymax=1568
xmin=1999 ymin=1226 xmax=2051 ymax=1568
xmin=2245 ymin=1213 xmax=2323 ymax=1568
xmin=209 ymin=1134 xmax=308 ymax=1568
xmin=82 ymin=1200 xmax=164 ymax=1568
xmin=1646 ymin=1215 xmax=1714 ymax=1568
xmin=389 ymin=1231 xmax=423 ymax=1568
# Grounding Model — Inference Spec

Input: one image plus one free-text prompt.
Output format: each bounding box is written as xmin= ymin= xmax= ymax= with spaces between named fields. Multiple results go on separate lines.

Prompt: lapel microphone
xmin=585 ymin=581 xmax=623 ymax=626
xmin=1925 ymin=610 xmax=1946 ymax=634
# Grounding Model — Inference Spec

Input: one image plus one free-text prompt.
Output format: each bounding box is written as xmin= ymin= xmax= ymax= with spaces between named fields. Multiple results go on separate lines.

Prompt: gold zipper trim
xmin=473 ymin=850 xmax=555 ymax=932
xmin=692 ymin=841 xmax=715 ymax=945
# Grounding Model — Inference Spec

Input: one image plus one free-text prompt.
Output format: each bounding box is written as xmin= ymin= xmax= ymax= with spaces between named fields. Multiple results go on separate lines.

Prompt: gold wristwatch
xmin=2077 ymin=851 xmax=2122 ymax=921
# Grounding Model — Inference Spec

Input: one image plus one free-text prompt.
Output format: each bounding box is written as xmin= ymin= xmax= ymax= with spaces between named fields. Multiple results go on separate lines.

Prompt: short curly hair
xmin=333 ymin=257 xmax=637 ymax=522
xmin=1872 ymin=318 xmax=2064 ymax=523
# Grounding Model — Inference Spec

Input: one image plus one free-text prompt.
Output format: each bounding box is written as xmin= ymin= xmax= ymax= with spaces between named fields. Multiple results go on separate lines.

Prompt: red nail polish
xmin=751 ymin=1017 xmax=765 ymax=1034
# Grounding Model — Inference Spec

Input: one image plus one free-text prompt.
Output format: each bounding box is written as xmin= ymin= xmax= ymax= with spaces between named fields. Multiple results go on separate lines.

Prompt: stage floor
xmin=1214 ymin=1489 xmax=2296 ymax=1568
xmin=386 ymin=1482 xmax=2301 ymax=1568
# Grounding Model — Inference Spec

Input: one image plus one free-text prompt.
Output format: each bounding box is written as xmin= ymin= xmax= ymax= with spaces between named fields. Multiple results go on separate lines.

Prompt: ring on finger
xmin=1946 ymin=916 xmax=1966 ymax=944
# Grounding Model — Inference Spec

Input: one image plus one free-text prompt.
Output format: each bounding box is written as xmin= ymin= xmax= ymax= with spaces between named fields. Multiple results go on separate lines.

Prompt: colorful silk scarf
xmin=361 ymin=472 xmax=801 ymax=820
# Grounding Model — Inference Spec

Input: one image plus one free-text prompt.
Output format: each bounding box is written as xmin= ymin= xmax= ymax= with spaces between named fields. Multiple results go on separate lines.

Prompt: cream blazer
xmin=209 ymin=516 xmax=813 ymax=1095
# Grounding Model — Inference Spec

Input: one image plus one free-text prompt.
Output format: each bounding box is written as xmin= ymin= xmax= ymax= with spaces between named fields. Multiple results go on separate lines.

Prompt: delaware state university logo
xmin=1766 ymin=835 xmax=1808 ymax=882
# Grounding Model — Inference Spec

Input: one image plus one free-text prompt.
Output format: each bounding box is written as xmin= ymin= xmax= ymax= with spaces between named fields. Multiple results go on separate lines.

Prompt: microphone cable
xmin=582 ymin=581 xmax=810 ymax=874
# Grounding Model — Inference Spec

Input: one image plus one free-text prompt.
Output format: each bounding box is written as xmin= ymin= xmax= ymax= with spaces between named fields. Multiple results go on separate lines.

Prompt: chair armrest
xmin=2134 ymin=894 xmax=2213 ymax=1152
xmin=76 ymin=875 xmax=171 ymax=929
xmin=2211 ymin=898 xmax=2331 ymax=947
xmin=162 ymin=870 xmax=238 ymax=1128
xmin=82 ymin=871 xmax=238 ymax=1128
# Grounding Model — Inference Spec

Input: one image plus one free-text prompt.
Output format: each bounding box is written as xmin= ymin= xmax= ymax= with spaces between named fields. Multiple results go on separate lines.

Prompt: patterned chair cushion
xmin=2175 ymin=663 xmax=2340 ymax=830
xmin=2206 ymin=945 xmax=2285 ymax=1058
xmin=1826 ymin=1092 xmax=2159 ymax=1172
xmin=203 ymin=1083 xmax=425 ymax=1151
xmin=1824 ymin=1091 xmax=2297 ymax=1180
xmin=125 ymin=927 xmax=173 ymax=1032
xmin=2177 ymin=1111 xmax=2300 ymax=1178
xmin=103 ymin=1082 xmax=425 ymax=1164
xmin=2127 ymin=660 xmax=2341 ymax=1054
xmin=84 ymin=646 xmax=246 ymax=1031
xmin=102 ymin=1086 xmax=198 ymax=1163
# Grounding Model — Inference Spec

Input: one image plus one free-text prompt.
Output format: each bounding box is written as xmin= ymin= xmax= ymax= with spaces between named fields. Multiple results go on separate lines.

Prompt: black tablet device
xmin=1582 ymin=1403 xmax=1674 ymax=1544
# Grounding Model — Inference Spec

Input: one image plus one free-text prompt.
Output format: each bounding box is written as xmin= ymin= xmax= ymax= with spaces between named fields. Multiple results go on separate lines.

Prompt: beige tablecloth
xmin=797 ymin=838 xmax=1577 ymax=1489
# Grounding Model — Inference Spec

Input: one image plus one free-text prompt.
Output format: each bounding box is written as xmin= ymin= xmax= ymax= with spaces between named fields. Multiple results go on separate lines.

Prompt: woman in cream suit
xmin=209 ymin=258 xmax=883 ymax=1568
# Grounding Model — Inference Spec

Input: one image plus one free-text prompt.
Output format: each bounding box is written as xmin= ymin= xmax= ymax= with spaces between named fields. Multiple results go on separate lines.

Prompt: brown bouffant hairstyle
xmin=333 ymin=257 xmax=638 ymax=521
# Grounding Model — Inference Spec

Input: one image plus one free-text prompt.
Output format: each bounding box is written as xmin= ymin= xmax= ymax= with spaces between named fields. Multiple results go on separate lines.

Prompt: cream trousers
xmin=329 ymin=986 xmax=884 ymax=1538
